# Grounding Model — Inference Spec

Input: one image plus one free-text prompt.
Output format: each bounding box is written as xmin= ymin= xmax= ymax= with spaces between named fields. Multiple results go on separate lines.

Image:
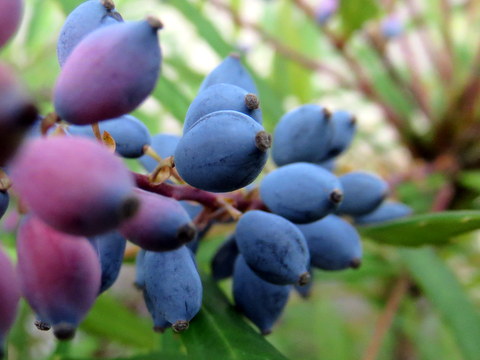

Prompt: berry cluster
xmin=0 ymin=0 xmax=413 ymax=355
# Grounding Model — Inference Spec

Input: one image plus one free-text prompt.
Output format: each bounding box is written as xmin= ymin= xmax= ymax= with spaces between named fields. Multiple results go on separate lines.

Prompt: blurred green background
xmin=1 ymin=0 xmax=480 ymax=359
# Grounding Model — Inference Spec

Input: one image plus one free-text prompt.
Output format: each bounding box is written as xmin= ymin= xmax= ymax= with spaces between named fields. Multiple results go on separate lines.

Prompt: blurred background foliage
xmin=1 ymin=0 xmax=480 ymax=359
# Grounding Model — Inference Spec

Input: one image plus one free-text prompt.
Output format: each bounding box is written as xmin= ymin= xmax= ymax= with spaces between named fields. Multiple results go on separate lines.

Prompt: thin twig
xmin=362 ymin=275 xmax=410 ymax=360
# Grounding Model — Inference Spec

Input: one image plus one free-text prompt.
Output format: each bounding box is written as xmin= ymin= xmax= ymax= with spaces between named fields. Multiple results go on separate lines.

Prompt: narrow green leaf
xmin=400 ymin=248 xmax=480 ymax=360
xmin=178 ymin=275 xmax=289 ymax=360
xmin=151 ymin=76 xmax=192 ymax=124
xmin=339 ymin=0 xmax=381 ymax=39
xmin=54 ymin=0 xmax=81 ymax=14
xmin=359 ymin=210 xmax=480 ymax=246
xmin=80 ymin=295 xmax=156 ymax=349
xmin=61 ymin=353 xmax=189 ymax=360
xmin=458 ymin=171 xmax=480 ymax=193
xmin=164 ymin=0 xmax=233 ymax=57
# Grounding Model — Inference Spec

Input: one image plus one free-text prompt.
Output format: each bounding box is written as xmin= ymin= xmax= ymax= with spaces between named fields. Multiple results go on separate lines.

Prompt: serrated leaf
xmin=400 ymin=248 xmax=480 ymax=360
xmin=339 ymin=0 xmax=380 ymax=39
xmin=178 ymin=275 xmax=289 ymax=360
xmin=359 ymin=210 xmax=480 ymax=246
xmin=80 ymin=295 xmax=156 ymax=349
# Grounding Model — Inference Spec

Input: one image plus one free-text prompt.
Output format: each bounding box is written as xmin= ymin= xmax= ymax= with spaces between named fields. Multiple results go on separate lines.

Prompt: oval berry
xmin=260 ymin=162 xmax=343 ymax=224
xmin=174 ymin=110 xmax=270 ymax=192
xmin=120 ymin=188 xmax=196 ymax=252
xmin=17 ymin=215 xmax=101 ymax=340
xmin=57 ymin=0 xmax=123 ymax=66
xmin=235 ymin=210 xmax=310 ymax=285
xmin=10 ymin=136 xmax=138 ymax=236
xmin=54 ymin=18 xmax=162 ymax=125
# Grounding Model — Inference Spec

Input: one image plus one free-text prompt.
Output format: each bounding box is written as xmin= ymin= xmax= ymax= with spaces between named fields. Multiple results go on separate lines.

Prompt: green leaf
xmin=339 ymin=0 xmax=380 ymax=39
xmin=359 ymin=210 xmax=480 ymax=246
xmin=80 ymin=295 xmax=156 ymax=349
xmin=458 ymin=171 xmax=480 ymax=193
xmin=164 ymin=0 xmax=233 ymax=57
xmin=61 ymin=353 xmax=189 ymax=360
xmin=151 ymin=75 xmax=192 ymax=125
xmin=400 ymin=248 xmax=480 ymax=360
xmin=178 ymin=275 xmax=289 ymax=360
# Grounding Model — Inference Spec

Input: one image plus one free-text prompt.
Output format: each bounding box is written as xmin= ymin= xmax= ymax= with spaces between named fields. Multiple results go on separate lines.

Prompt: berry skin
xmin=139 ymin=133 xmax=180 ymax=172
xmin=134 ymin=249 xmax=146 ymax=290
xmin=260 ymin=162 xmax=343 ymax=224
xmin=174 ymin=110 xmax=271 ymax=192
xmin=88 ymin=231 xmax=127 ymax=294
xmin=57 ymin=0 xmax=123 ymax=66
xmin=233 ymin=255 xmax=291 ymax=335
xmin=235 ymin=210 xmax=310 ymax=286
xmin=199 ymin=54 xmax=258 ymax=94
xmin=297 ymin=215 xmax=362 ymax=271
xmin=142 ymin=287 xmax=170 ymax=332
xmin=0 ymin=0 xmax=23 ymax=49
xmin=211 ymin=234 xmax=239 ymax=281
xmin=0 ymin=246 xmax=20 ymax=356
xmin=325 ymin=110 xmax=357 ymax=159
xmin=120 ymin=188 xmax=197 ymax=252
xmin=354 ymin=201 xmax=413 ymax=225
xmin=143 ymin=246 xmax=202 ymax=333
xmin=0 ymin=64 xmax=38 ymax=166
xmin=17 ymin=215 xmax=101 ymax=340
xmin=272 ymin=104 xmax=334 ymax=166
xmin=9 ymin=136 xmax=138 ymax=236
xmin=54 ymin=18 xmax=162 ymax=125
xmin=184 ymin=83 xmax=262 ymax=133
xmin=68 ymin=115 xmax=151 ymax=158
xmin=0 ymin=191 xmax=8 ymax=220
xmin=337 ymin=171 xmax=389 ymax=216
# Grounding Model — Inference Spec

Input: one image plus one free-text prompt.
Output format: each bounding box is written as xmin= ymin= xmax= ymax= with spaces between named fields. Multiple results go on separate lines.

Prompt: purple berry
xmin=120 ymin=188 xmax=197 ymax=252
xmin=0 ymin=0 xmax=23 ymax=49
xmin=17 ymin=215 xmax=101 ymax=340
xmin=0 ymin=246 xmax=20 ymax=355
xmin=10 ymin=136 xmax=138 ymax=236
xmin=54 ymin=18 xmax=162 ymax=125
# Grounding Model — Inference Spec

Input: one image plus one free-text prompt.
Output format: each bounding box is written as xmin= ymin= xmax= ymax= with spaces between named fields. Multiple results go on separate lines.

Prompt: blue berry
xmin=57 ymin=0 xmax=123 ymax=66
xmin=174 ymin=110 xmax=270 ymax=192
xmin=88 ymin=231 xmax=126 ymax=294
xmin=233 ymin=255 xmax=291 ymax=335
xmin=235 ymin=210 xmax=310 ymax=285
xmin=337 ymin=171 xmax=389 ymax=216
xmin=325 ymin=110 xmax=356 ymax=159
xmin=272 ymin=104 xmax=334 ymax=166
xmin=184 ymin=83 xmax=261 ymax=133
xmin=298 ymin=215 xmax=362 ymax=271
xmin=199 ymin=54 xmax=258 ymax=94
xmin=68 ymin=115 xmax=151 ymax=158
xmin=0 ymin=191 xmax=8 ymax=220
xmin=260 ymin=162 xmax=343 ymax=223
xmin=211 ymin=234 xmax=239 ymax=281
xmin=354 ymin=201 xmax=412 ymax=225
xmin=143 ymin=247 xmax=202 ymax=333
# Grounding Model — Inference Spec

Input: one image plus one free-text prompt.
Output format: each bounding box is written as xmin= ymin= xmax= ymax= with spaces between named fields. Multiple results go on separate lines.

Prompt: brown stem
xmin=361 ymin=275 xmax=410 ymax=360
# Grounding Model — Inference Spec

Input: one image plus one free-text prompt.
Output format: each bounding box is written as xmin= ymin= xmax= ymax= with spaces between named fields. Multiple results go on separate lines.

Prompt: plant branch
xmin=362 ymin=275 xmax=410 ymax=360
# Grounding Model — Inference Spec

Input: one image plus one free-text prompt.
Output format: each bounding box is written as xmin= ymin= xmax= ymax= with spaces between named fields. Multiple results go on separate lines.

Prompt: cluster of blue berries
xmin=0 ymin=0 xmax=414 ymax=355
